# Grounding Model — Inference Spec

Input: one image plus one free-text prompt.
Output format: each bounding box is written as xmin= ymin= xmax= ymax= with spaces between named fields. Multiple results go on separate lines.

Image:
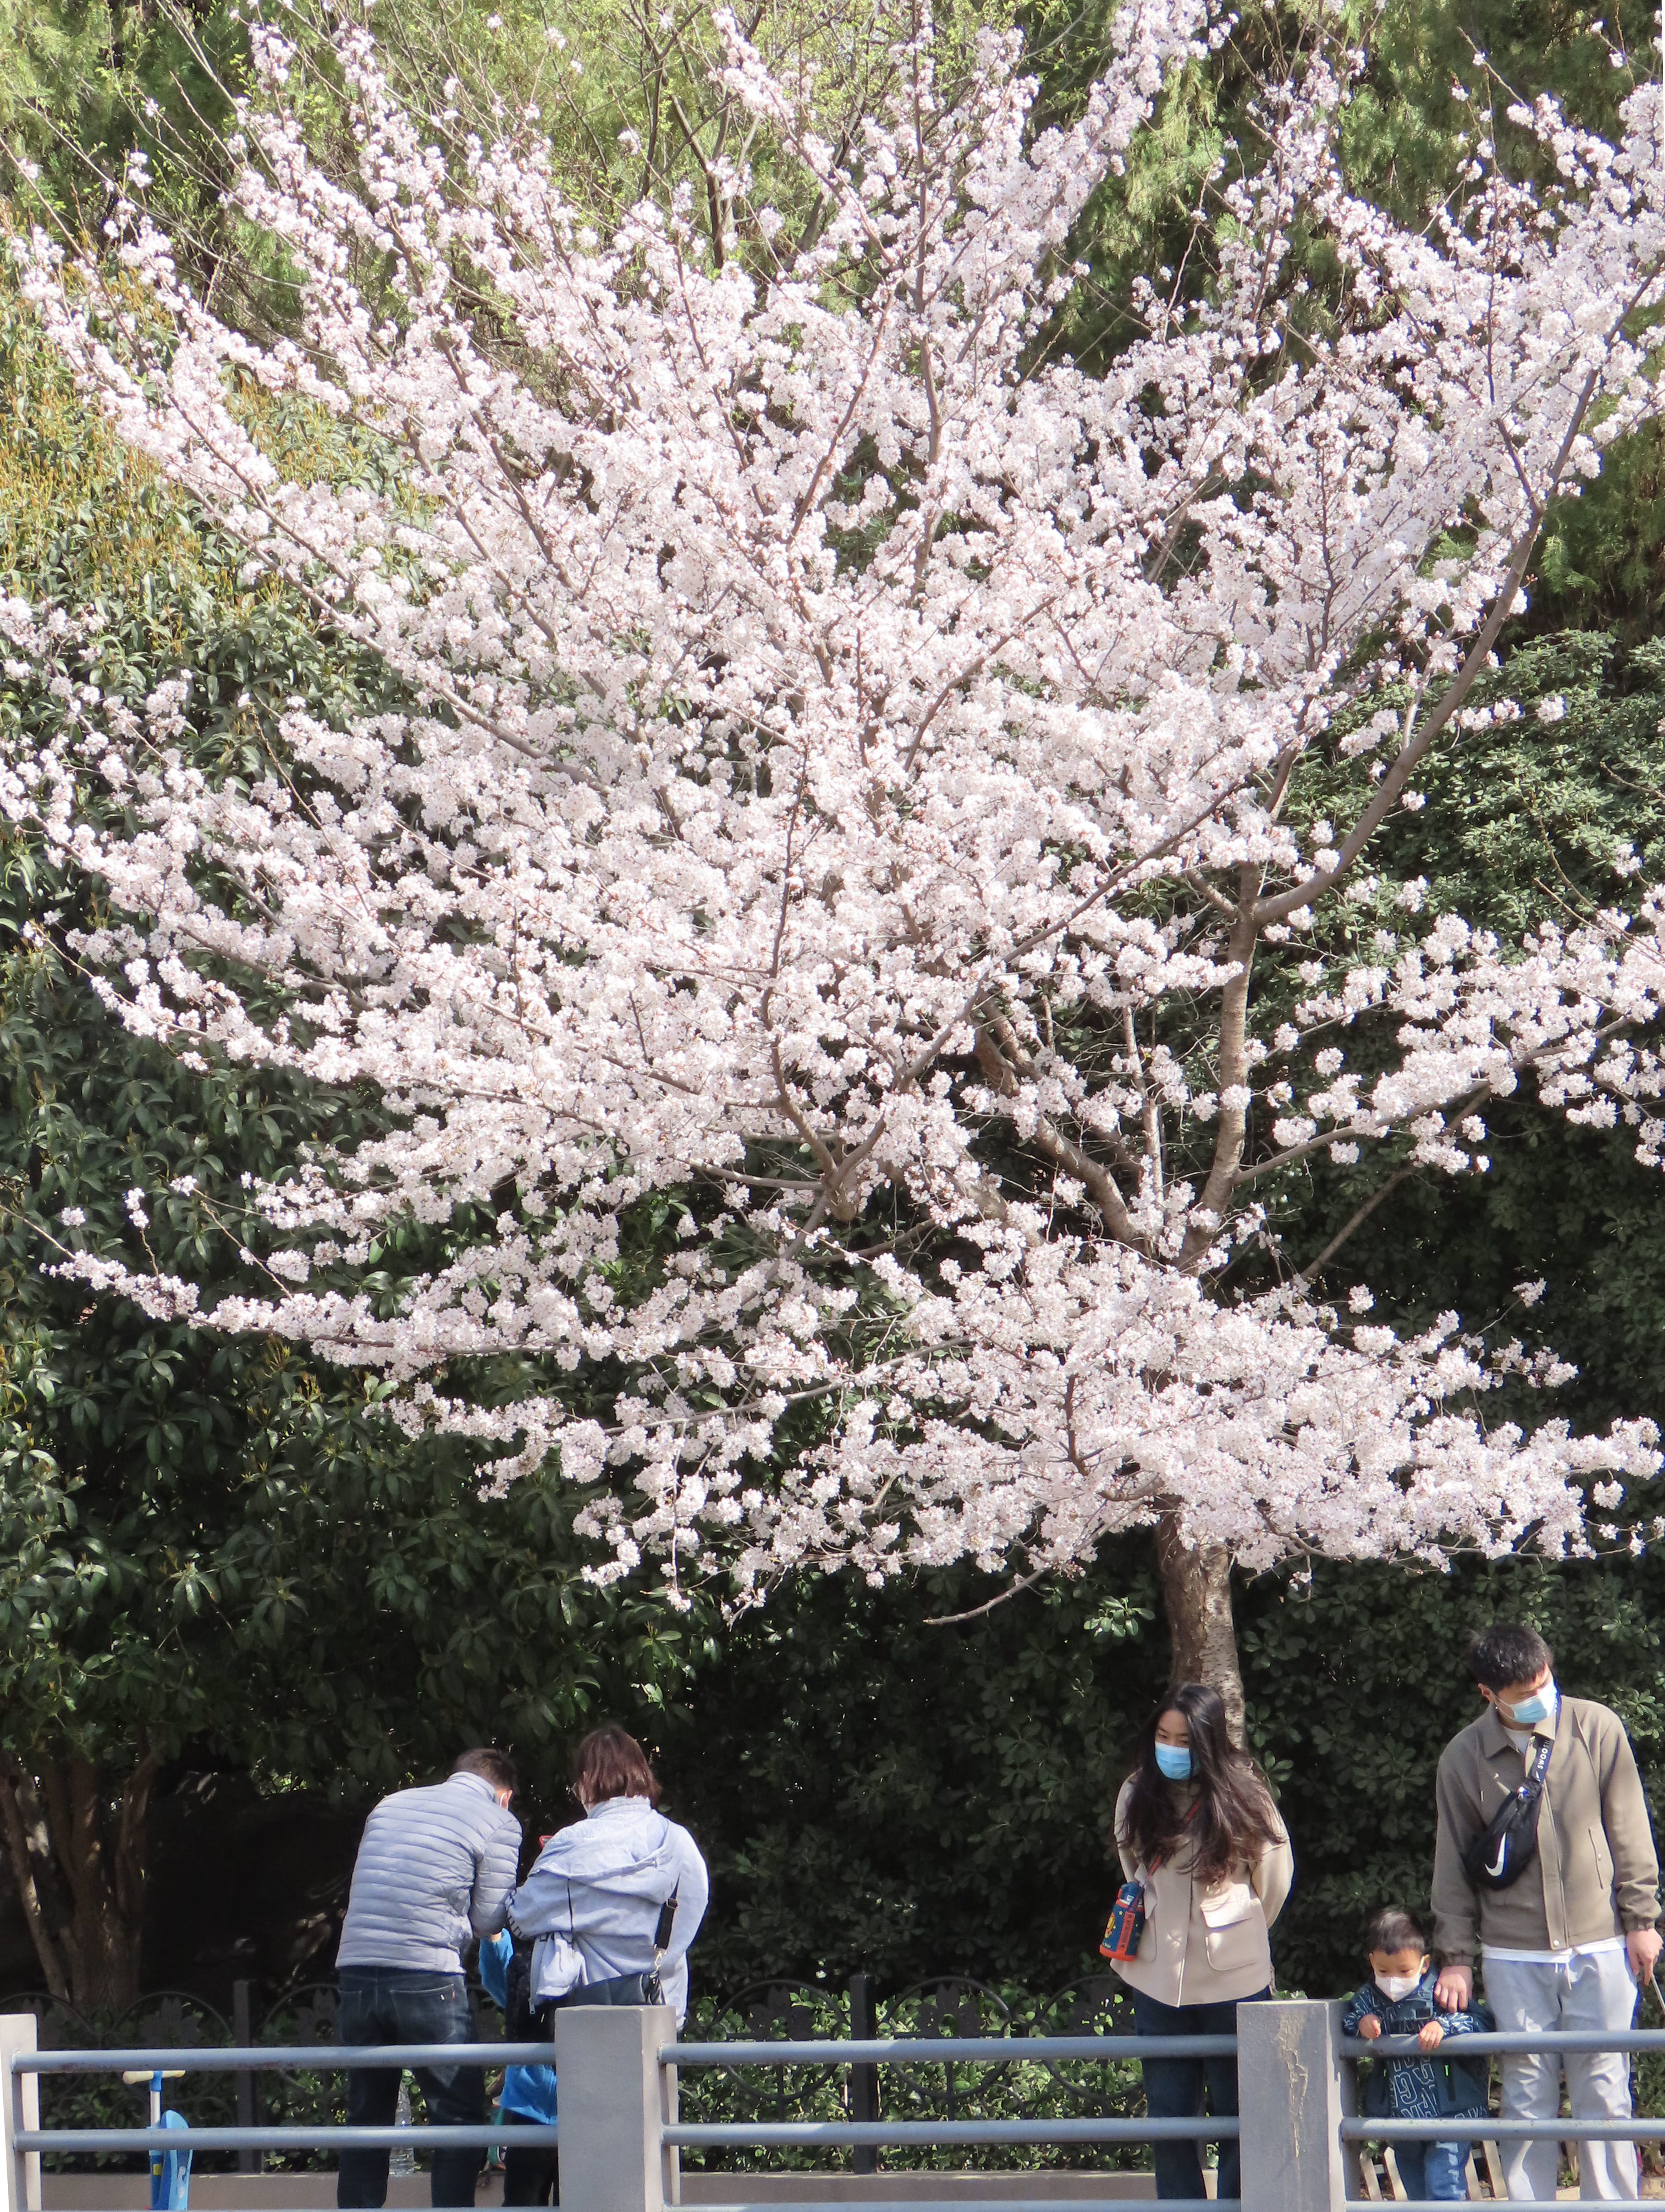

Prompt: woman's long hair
xmin=1115 ymin=1683 xmax=1280 ymax=1884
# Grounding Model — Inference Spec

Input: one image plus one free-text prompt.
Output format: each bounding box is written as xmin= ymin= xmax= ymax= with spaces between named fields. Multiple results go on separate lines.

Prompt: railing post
xmin=0 ymin=2014 xmax=41 ymax=2212
xmin=231 ymin=1978 xmax=261 ymax=2176
xmin=848 ymin=1972 xmax=879 ymax=2175
xmin=1237 ymin=1997 xmax=1348 ymax=2212
xmin=555 ymin=2005 xmax=679 ymax=2212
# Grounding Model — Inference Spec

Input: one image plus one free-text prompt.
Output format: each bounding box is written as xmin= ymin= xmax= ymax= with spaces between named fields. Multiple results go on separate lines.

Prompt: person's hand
xmin=1356 ymin=2014 xmax=1382 ymax=2040
xmin=1627 ymin=1927 xmax=1662 ymax=1984
xmin=1434 ymin=1962 xmax=1472 ymax=2013
xmin=1417 ymin=2021 xmax=1446 ymax=2051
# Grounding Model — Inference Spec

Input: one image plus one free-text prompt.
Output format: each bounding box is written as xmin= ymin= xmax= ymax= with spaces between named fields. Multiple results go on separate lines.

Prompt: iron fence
xmin=0 ymin=2011 xmax=1231 ymax=2212
xmin=0 ymin=1974 xmax=1154 ymax=2179
xmin=14 ymin=1997 xmax=1665 ymax=2210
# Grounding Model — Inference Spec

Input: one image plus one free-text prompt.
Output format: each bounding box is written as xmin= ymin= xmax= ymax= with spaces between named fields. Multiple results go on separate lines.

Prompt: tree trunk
xmin=0 ymin=1748 xmax=153 ymax=2012
xmin=1156 ymin=1513 xmax=1245 ymax=1743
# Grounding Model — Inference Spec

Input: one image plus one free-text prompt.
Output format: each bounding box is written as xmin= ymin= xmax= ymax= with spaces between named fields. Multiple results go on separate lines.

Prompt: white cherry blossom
xmin=12 ymin=0 xmax=1665 ymax=1619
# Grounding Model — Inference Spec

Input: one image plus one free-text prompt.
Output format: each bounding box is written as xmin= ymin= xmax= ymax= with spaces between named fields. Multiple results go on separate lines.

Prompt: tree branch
xmin=1294 ymin=1159 xmax=1422 ymax=1285
xmin=974 ymin=1020 xmax=1142 ymax=1247
xmin=1256 ymin=348 xmax=1624 ymax=928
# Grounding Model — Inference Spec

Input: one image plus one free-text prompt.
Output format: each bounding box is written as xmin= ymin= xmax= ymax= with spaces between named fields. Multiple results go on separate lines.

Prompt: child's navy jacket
xmin=1342 ymin=1968 xmax=1493 ymax=2122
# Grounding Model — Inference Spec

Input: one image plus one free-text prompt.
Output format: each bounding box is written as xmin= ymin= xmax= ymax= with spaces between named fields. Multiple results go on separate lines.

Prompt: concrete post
xmin=0 ymin=2014 xmax=41 ymax=2212
xmin=1237 ymin=1998 xmax=1347 ymax=2212
xmin=555 ymin=2005 xmax=679 ymax=2212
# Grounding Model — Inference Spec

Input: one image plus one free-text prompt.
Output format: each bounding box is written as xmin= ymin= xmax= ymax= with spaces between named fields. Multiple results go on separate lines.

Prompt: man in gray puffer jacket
xmin=336 ymin=1748 xmax=523 ymax=2209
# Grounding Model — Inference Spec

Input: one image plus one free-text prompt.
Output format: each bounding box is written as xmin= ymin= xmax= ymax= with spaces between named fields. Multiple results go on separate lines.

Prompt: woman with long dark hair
xmin=1108 ymin=1683 xmax=1293 ymax=2202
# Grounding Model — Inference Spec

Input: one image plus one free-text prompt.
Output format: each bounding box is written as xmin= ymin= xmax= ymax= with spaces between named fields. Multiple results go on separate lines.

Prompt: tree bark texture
xmin=1156 ymin=1513 xmax=1245 ymax=1743
xmin=0 ymin=1748 xmax=154 ymax=2012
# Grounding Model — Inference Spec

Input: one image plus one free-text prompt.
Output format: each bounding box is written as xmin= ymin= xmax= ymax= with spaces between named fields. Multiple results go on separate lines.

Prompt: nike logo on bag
xmin=1486 ymin=1840 xmax=1508 ymax=1879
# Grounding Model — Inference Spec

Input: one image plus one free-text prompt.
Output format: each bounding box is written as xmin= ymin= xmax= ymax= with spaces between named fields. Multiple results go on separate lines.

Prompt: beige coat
xmin=1432 ymin=1694 xmax=1660 ymax=1964
xmin=1109 ymin=1775 xmax=1294 ymax=2009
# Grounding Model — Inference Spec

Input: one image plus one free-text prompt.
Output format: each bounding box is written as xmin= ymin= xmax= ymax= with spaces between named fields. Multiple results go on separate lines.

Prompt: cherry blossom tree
xmin=14 ymin=0 xmax=1665 ymax=1710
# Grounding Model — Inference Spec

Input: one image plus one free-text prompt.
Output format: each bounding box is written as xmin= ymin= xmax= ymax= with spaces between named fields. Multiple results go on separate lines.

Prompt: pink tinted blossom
xmin=14 ymin=0 xmax=1665 ymax=1591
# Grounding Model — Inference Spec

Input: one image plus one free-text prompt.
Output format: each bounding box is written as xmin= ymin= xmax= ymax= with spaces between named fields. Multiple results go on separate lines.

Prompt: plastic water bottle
xmin=390 ymin=2080 xmax=417 ymax=2177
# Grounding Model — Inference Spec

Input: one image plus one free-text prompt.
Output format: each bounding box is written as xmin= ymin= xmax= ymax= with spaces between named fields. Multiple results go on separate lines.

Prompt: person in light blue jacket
xmin=508 ymin=1726 xmax=709 ymax=2021
xmin=477 ymin=1931 xmax=559 ymax=2206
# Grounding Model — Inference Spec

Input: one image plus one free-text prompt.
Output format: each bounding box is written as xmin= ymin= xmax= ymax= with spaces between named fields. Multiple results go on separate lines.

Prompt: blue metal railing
xmin=10 ymin=2042 xmax=559 ymax=2156
xmin=7 ymin=2027 xmax=1239 ymax=2212
xmin=1340 ymin=2023 xmax=1665 ymax=2212
xmin=662 ymin=2030 xmax=1239 ymax=2208
xmin=666 ymin=2036 xmax=1237 ymax=2064
xmin=1341 ymin=2027 xmax=1665 ymax=2057
xmin=666 ymin=2119 xmax=1237 ymax=2147
xmin=13 ymin=2042 xmax=561 ymax=2073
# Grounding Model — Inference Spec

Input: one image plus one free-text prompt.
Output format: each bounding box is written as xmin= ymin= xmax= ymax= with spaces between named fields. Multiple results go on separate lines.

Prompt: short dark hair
xmin=1469 ymin=1625 xmax=1554 ymax=1692
xmin=454 ymin=1747 xmax=518 ymax=1793
xmin=574 ymin=1724 xmax=660 ymax=1807
xmin=1366 ymin=1906 xmax=1427 ymax=1956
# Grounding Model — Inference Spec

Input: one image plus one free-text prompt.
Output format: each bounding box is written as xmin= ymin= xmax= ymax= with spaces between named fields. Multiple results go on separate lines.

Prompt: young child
xmin=1342 ymin=1905 xmax=1492 ymax=2203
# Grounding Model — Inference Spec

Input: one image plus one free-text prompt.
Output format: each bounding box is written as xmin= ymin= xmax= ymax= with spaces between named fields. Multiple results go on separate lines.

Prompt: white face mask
xmin=1375 ymin=1971 xmax=1424 ymax=2002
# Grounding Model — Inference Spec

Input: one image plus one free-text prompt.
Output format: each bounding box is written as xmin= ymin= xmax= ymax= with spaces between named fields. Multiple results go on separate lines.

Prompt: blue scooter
xmin=121 ymin=2067 xmax=190 ymax=2209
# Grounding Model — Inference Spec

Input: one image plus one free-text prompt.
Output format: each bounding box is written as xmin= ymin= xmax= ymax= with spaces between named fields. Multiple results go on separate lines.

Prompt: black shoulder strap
xmin=654 ymin=1886 xmax=680 ymax=1953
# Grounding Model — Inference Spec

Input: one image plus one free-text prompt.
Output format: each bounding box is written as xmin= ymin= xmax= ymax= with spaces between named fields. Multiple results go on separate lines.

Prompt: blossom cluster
xmin=12 ymin=0 xmax=1665 ymax=1595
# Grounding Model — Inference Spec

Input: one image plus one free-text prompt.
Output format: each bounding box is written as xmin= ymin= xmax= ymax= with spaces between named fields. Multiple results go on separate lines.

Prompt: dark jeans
xmin=1132 ymin=1986 xmax=1268 ymax=2201
xmin=503 ymin=2145 xmax=559 ymax=2205
xmin=338 ymin=1967 xmax=484 ymax=2208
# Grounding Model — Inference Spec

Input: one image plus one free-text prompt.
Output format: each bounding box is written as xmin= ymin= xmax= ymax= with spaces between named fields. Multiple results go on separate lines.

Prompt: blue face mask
xmin=1155 ymin=1743 xmax=1193 ymax=1781
xmin=1505 ymin=1681 xmax=1556 ymax=1728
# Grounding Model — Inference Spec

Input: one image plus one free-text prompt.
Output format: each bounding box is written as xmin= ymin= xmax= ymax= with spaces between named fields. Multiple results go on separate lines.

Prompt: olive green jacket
xmin=1432 ymin=1694 xmax=1660 ymax=1964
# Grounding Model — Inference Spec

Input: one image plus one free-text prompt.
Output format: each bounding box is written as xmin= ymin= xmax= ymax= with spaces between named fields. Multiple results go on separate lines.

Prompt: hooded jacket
xmin=507 ymin=1795 xmax=709 ymax=2020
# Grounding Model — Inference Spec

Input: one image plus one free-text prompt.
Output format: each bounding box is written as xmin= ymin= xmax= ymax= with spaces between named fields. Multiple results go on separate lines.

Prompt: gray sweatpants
xmin=1483 ymin=1948 xmax=1639 ymax=2201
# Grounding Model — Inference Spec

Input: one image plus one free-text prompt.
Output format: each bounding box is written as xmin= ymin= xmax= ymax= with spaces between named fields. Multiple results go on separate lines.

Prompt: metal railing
xmin=660 ymin=2031 xmax=1236 ymax=2209
xmin=1338 ymin=2022 xmax=1665 ymax=2212
xmin=0 ymin=2011 xmax=1236 ymax=2212
xmin=15 ymin=1996 xmax=1662 ymax=2212
xmin=10 ymin=2040 xmax=559 ymax=2158
xmin=0 ymin=1972 xmax=1151 ymax=2185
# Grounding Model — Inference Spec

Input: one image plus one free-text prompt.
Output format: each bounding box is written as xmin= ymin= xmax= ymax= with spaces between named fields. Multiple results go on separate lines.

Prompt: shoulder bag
xmin=554 ymin=1885 xmax=681 ymax=2010
xmin=1100 ymin=1802 xmax=1197 ymax=1964
xmin=1461 ymin=1737 xmax=1553 ymax=1891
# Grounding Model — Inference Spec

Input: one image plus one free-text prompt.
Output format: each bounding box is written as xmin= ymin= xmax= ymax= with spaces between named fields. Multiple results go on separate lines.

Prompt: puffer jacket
xmin=507 ymin=1796 xmax=709 ymax=2020
xmin=337 ymin=1771 xmax=523 ymax=1972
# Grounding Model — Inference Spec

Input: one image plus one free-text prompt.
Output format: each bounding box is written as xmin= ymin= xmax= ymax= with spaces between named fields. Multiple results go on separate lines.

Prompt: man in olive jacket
xmin=1432 ymin=1624 xmax=1662 ymax=2201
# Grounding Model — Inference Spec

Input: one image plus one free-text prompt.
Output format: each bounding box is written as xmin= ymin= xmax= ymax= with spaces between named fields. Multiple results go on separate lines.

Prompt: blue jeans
xmin=1132 ymin=1986 xmax=1267 ymax=2200
xmin=1392 ymin=2137 xmax=1468 ymax=2201
xmin=337 ymin=1967 xmax=484 ymax=2208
